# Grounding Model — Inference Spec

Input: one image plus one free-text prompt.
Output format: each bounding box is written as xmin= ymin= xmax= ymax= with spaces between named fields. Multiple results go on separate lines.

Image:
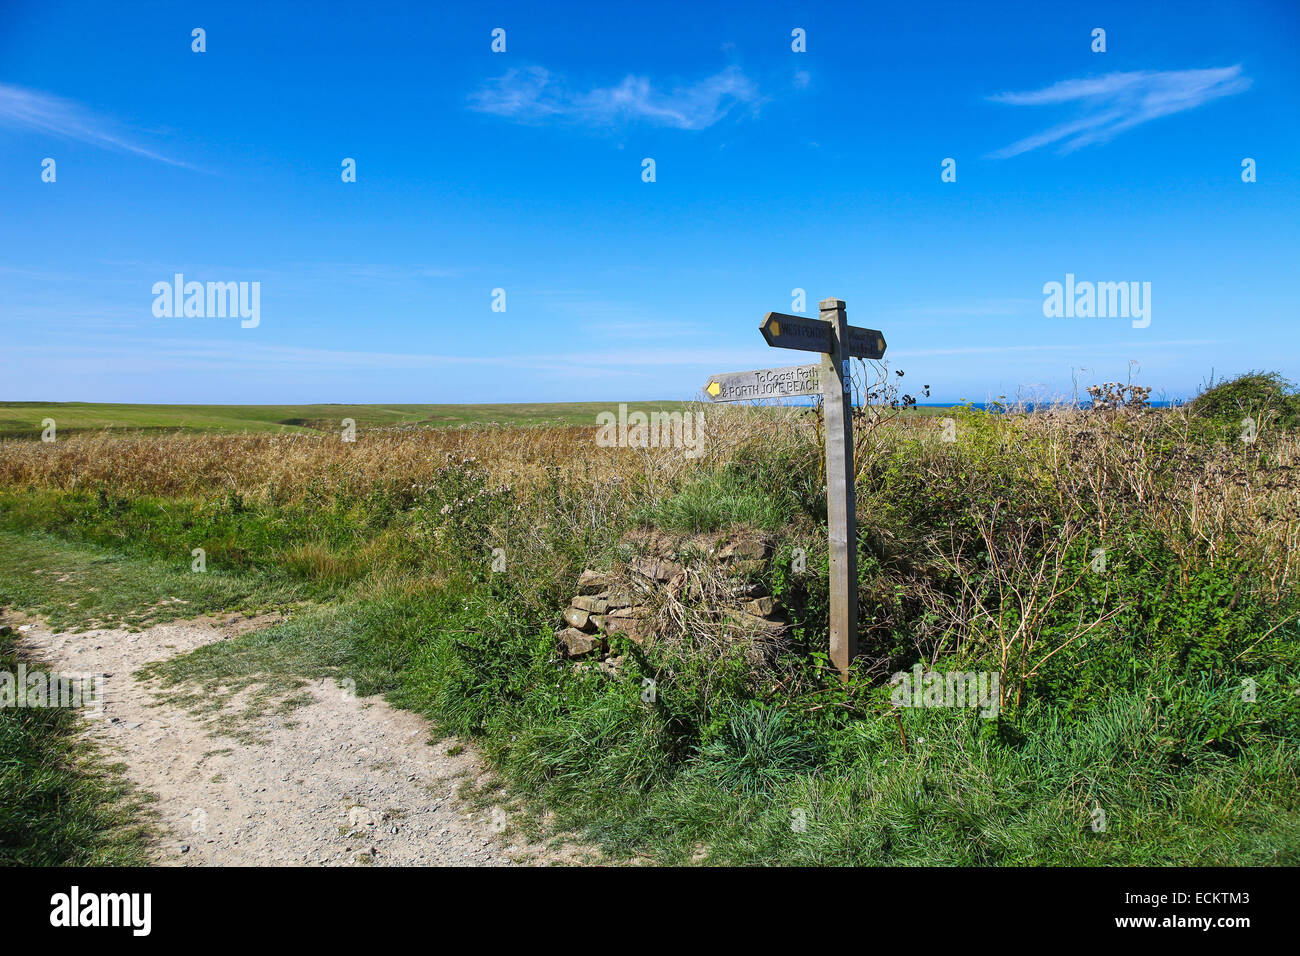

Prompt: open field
xmin=0 ymin=400 xmax=717 ymax=439
xmin=2 ymin=376 xmax=1299 ymax=865
xmin=0 ymin=400 xmax=956 ymax=441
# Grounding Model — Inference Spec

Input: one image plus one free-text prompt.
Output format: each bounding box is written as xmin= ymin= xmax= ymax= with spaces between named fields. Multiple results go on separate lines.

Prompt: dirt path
xmin=14 ymin=613 xmax=589 ymax=866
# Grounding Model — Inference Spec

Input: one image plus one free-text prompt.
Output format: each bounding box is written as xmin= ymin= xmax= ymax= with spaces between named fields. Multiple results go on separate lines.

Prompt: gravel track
xmin=14 ymin=613 xmax=590 ymax=866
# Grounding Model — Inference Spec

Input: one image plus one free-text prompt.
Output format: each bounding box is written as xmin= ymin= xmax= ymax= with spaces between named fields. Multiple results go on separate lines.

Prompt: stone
xmin=604 ymin=606 xmax=642 ymax=620
xmin=571 ymin=595 xmax=608 ymax=614
xmin=577 ymin=569 xmax=613 ymax=593
xmin=730 ymin=612 xmax=787 ymax=636
xmin=719 ymin=538 xmax=768 ymax=561
xmin=604 ymin=591 xmax=636 ymax=609
xmin=563 ymin=606 xmax=593 ymax=630
xmin=630 ymin=556 xmax=683 ymax=582
xmin=348 ymin=806 xmax=380 ymax=828
xmin=597 ymin=608 xmax=649 ymax=644
xmin=604 ymin=618 xmax=649 ymax=645
xmin=745 ymin=597 xmax=776 ymax=617
xmin=557 ymin=627 xmax=600 ymax=657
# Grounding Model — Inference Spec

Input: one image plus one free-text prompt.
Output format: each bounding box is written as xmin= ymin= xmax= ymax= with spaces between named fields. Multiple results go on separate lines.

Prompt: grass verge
xmin=0 ymin=530 xmax=308 ymax=631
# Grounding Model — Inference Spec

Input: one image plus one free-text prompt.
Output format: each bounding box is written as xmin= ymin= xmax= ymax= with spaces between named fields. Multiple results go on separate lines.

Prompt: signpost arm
xmin=819 ymin=297 xmax=858 ymax=680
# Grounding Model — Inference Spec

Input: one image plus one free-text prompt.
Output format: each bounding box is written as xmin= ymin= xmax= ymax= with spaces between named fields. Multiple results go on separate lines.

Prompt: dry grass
xmin=4 ymin=390 xmax=1299 ymax=634
xmin=4 ymin=402 xmax=1298 ymax=586
xmin=0 ymin=407 xmax=808 ymax=496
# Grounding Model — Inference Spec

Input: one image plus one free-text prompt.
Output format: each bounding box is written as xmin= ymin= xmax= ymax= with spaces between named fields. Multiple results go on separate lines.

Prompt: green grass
xmin=0 ymin=530 xmax=308 ymax=631
xmin=561 ymin=687 xmax=1300 ymax=866
xmin=639 ymin=469 xmax=806 ymax=532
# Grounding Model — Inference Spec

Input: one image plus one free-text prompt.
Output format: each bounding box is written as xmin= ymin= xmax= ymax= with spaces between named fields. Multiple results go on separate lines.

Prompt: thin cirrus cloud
xmin=987 ymin=66 xmax=1251 ymax=158
xmin=469 ymin=64 xmax=762 ymax=130
xmin=0 ymin=82 xmax=191 ymax=168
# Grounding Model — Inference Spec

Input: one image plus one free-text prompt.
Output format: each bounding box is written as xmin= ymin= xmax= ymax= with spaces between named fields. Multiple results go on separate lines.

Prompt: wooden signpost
xmin=705 ymin=298 xmax=886 ymax=680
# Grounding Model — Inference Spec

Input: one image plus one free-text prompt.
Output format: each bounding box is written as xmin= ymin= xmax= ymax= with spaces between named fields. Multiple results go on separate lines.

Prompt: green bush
xmin=1189 ymin=371 xmax=1300 ymax=431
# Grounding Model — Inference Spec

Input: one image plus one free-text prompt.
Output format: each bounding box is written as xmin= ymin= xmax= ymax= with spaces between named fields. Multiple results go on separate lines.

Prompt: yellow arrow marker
xmin=770 ymin=319 xmax=781 ymax=336
xmin=706 ymin=381 xmax=722 ymax=397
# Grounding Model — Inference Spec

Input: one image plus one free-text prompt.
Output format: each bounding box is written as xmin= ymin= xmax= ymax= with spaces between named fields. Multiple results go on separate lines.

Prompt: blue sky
xmin=2 ymin=0 xmax=1298 ymax=404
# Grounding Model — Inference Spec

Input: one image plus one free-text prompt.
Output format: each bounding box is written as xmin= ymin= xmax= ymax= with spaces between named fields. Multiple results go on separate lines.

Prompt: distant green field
xmin=0 ymin=401 xmax=952 ymax=439
xmin=0 ymin=401 xmax=694 ymax=439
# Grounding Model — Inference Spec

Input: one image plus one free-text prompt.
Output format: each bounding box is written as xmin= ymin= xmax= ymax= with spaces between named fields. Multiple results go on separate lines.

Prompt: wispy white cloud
xmin=0 ymin=82 xmax=191 ymax=168
xmin=469 ymin=64 xmax=761 ymax=130
xmin=987 ymin=66 xmax=1250 ymax=158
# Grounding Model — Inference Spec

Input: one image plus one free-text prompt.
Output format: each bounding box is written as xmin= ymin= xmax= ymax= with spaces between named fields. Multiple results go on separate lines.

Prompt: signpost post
xmin=704 ymin=297 xmax=886 ymax=680
xmin=818 ymin=298 xmax=858 ymax=681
